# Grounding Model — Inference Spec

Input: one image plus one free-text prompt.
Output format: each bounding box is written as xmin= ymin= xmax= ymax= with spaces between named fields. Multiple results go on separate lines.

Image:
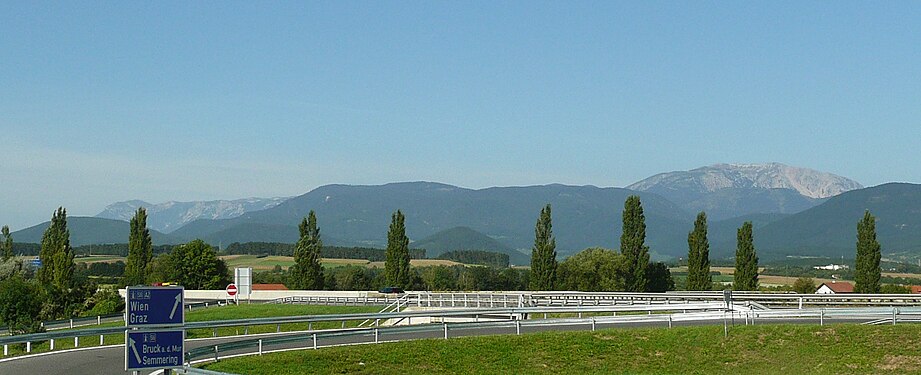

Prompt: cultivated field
xmin=220 ymin=255 xmax=463 ymax=271
xmin=74 ymin=255 xmax=125 ymax=264
xmin=670 ymin=266 xmax=839 ymax=287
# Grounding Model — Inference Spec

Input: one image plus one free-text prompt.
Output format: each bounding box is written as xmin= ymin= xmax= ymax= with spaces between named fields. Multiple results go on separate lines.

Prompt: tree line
xmin=527 ymin=197 xmax=678 ymax=292
xmin=437 ymin=250 xmax=510 ymax=268
xmin=223 ymin=242 xmax=426 ymax=260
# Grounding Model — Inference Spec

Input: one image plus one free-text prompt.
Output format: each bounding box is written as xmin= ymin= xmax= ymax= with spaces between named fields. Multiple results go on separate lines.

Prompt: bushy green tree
xmin=81 ymin=287 xmax=126 ymax=316
xmin=124 ymin=208 xmax=153 ymax=286
xmin=385 ymin=210 xmax=412 ymax=289
xmin=38 ymin=207 xmax=75 ymax=289
xmin=620 ymin=196 xmax=650 ymax=292
xmin=646 ymin=262 xmax=675 ymax=292
xmin=1 ymin=225 xmax=12 ymax=261
xmin=0 ymin=276 xmax=44 ymax=335
xmin=880 ymin=284 xmax=910 ymax=294
xmin=154 ymin=240 xmax=230 ymax=290
xmin=557 ymin=247 xmax=623 ymax=291
xmin=291 ymin=211 xmax=324 ymax=290
xmin=854 ymin=210 xmax=881 ymax=293
xmin=733 ymin=221 xmax=759 ymax=291
xmin=420 ymin=265 xmax=457 ymax=291
xmin=686 ymin=212 xmax=711 ymax=291
xmin=529 ymin=204 xmax=558 ymax=291
xmin=792 ymin=277 xmax=815 ymax=294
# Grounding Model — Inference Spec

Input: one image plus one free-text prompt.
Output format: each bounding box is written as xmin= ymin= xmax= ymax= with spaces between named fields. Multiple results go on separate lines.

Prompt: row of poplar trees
xmin=685 ymin=212 xmax=759 ymax=291
xmin=287 ymin=210 xmax=414 ymax=290
xmin=529 ymin=196 xmax=665 ymax=292
xmin=528 ymin=197 xmax=761 ymax=292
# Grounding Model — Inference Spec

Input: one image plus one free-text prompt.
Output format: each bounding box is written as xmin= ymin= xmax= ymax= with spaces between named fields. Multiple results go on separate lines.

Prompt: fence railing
xmin=183 ymin=306 xmax=921 ymax=365
xmin=274 ymin=291 xmax=921 ymax=310
xmin=7 ymin=290 xmax=921 ymax=359
xmin=0 ymin=300 xmax=227 ymax=337
xmin=0 ymin=302 xmax=735 ymax=357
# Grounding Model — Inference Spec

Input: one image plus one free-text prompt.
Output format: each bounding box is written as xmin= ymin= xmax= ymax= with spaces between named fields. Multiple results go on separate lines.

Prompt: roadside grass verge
xmin=2 ymin=304 xmax=381 ymax=358
xmin=203 ymin=323 xmax=921 ymax=375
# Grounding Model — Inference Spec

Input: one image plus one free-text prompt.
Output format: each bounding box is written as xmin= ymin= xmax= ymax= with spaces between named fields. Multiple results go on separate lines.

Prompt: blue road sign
xmin=126 ymin=286 xmax=184 ymax=327
xmin=125 ymin=329 xmax=184 ymax=370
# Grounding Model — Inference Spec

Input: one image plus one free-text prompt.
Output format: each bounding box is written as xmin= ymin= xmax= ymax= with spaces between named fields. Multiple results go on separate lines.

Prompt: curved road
xmin=0 ymin=316 xmax=869 ymax=374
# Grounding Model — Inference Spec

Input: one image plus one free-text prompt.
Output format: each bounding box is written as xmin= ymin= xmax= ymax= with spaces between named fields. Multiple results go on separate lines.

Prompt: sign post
xmin=226 ymin=283 xmax=238 ymax=304
xmin=125 ymin=286 xmax=185 ymax=372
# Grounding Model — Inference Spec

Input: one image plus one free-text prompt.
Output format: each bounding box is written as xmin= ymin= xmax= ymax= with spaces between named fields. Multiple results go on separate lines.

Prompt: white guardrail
xmin=5 ymin=291 xmax=921 ymax=360
xmin=275 ymin=291 xmax=921 ymax=309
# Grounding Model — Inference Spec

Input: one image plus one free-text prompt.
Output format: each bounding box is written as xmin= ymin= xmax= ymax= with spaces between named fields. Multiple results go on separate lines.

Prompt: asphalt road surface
xmin=0 ymin=317 xmax=872 ymax=374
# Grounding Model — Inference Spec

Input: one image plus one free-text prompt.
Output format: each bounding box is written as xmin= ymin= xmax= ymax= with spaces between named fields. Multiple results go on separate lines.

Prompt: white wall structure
xmin=234 ymin=267 xmax=253 ymax=301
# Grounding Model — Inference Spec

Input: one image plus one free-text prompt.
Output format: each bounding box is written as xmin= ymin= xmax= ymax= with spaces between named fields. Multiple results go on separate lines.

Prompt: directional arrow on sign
xmin=128 ymin=337 xmax=142 ymax=364
xmin=170 ymin=293 xmax=181 ymax=320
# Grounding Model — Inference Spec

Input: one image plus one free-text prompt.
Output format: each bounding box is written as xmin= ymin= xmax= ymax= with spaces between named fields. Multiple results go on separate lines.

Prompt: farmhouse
xmin=815 ymin=281 xmax=854 ymax=294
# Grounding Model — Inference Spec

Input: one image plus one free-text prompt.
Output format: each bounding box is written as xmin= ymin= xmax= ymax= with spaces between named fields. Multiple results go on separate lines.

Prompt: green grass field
xmin=202 ymin=324 xmax=921 ymax=375
xmin=74 ymin=255 xmax=125 ymax=263
xmin=2 ymin=304 xmax=382 ymax=358
xmin=221 ymin=255 xmax=463 ymax=271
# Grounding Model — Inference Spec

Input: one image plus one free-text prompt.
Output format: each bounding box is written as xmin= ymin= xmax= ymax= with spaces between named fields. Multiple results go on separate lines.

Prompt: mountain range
xmin=14 ymin=163 xmax=921 ymax=262
xmin=96 ymin=198 xmax=289 ymax=233
xmin=627 ymin=163 xmax=863 ymax=220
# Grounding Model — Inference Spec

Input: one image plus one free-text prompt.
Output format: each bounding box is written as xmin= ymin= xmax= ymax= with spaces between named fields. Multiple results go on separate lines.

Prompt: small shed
xmin=815 ymin=281 xmax=854 ymax=294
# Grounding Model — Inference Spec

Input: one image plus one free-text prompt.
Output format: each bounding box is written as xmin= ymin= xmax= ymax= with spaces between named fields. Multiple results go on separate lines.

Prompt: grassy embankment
xmin=2 ymin=304 xmax=381 ymax=358
xmin=203 ymin=324 xmax=921 ymax=375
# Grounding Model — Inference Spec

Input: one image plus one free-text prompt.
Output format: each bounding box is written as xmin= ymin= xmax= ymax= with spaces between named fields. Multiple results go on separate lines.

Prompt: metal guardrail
xmin=0 ymin=302 xmax=734 ymax=356
xmin=6 ymin=291 xmax=921 ymax=358
xmin=183 ymin=306 xmax=921 ymax=365
xmin=273 ymin=291 xmax=921 ymax=310
xmin=0 ymin=299 xmax=227 ymax=337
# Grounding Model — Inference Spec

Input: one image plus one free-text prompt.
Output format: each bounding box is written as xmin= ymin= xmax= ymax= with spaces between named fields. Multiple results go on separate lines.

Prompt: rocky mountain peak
xmin=628 ymin=163 xmax=862 ymax=199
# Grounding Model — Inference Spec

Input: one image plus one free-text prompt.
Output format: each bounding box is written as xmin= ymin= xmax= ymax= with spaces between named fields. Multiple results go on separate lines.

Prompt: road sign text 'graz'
xmin=126 ymin=286 xmax=184 ymax=327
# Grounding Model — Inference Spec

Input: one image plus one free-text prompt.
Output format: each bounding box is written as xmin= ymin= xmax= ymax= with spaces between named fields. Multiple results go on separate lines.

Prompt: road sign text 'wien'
xmin=126 ymin=286 xmax=184 ymax=327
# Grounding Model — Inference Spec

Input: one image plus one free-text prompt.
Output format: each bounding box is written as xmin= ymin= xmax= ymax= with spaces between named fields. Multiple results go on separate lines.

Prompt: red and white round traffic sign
xmin=226 ymin=283 xmax=238 ymax=297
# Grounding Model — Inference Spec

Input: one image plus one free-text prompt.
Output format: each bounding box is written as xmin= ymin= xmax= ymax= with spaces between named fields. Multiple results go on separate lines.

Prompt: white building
xmin=815 ymin=282 xmax=854 ymax=294
xmin=813 ymin=264 xmax=849 ymax=271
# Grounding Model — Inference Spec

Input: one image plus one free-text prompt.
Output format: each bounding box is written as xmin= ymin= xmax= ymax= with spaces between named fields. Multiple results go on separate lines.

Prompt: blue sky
xmin=2 ymin=2 xmax=920 ymax=230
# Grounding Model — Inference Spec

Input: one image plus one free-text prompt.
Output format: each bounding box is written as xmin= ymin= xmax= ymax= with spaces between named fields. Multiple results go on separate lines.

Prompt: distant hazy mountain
xmin=11 ymin=217 xmax=179 ymax=246
xmin=96 ymin=198 xmax=289 ymax=233
xmin=16 ymin=182 xmax=921 ymax=262
xmin=412 ymin=226 xmax=530 ymax=266
xmin=170 ymin=182 xmax=692 ymax=258
xmin=751 ymin=183 xmax=921 ymax=259
xmin=627 ymin=163 xmax=863 ymax=220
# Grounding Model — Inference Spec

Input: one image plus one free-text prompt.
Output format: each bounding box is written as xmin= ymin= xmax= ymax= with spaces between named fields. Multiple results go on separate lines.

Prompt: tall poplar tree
xmin=38 ymin=207 xmax=74 ymax=289
xmin=124 ymin=208 xmax=153 ymax=286
xmin=385 ymin=210 xmax=412 ymax=289
xmin=686 ymin=212 xmax=711 ymax=291
xmin=1 ymin=226 xmax=12 ymax=261
xmin=620 ymin=195 xmax=650 ymax=292
xmin=854 ymin=210 xmax=881 ymax=293
xmin=291 ymin=211 xmax=324 ymax=290
xmin=733 ymin=221 xmax=759 ymax=291
xmin=529 ymin=204 xmax=557 ymax=291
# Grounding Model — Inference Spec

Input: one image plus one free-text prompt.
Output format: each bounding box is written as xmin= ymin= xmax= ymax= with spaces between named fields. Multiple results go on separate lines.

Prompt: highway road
xmin=0 ymin=316 xmax=868 ymax=374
